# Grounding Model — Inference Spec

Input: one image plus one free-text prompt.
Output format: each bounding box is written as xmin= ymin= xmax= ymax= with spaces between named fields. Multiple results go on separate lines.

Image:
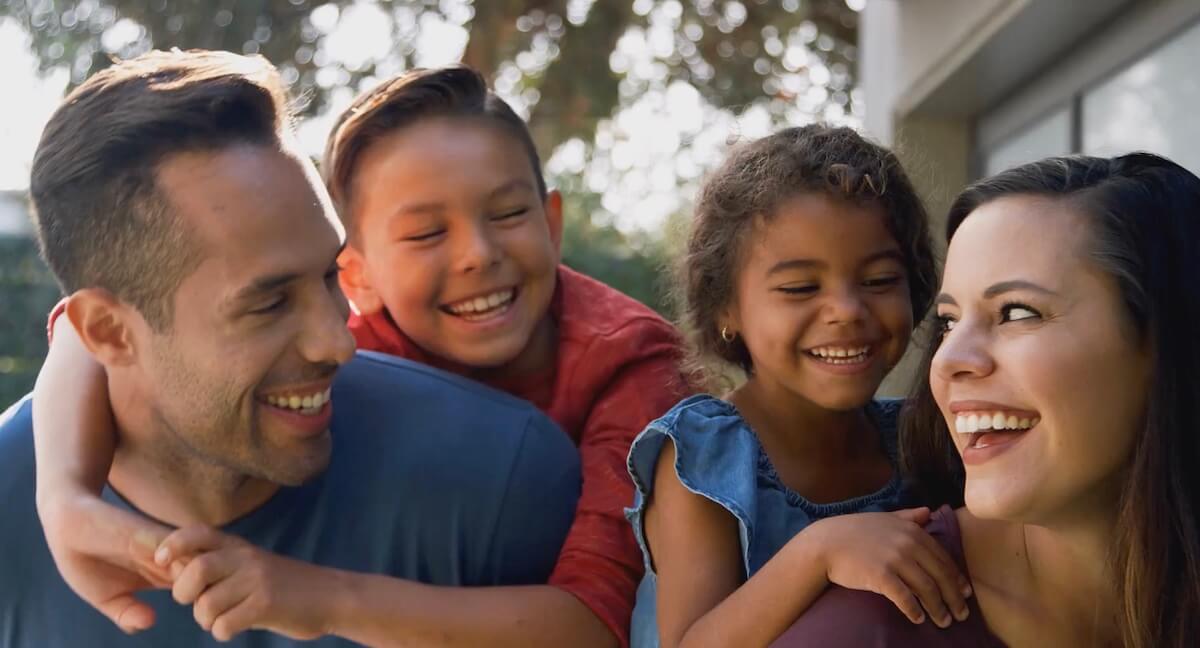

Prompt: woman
xmin=773 ymin=153 xmax=1200 ymax=647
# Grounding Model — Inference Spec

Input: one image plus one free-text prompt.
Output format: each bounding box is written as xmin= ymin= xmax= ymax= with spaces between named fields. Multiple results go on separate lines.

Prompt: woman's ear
xmin=337 ymin=244 xmax=384 ymax=316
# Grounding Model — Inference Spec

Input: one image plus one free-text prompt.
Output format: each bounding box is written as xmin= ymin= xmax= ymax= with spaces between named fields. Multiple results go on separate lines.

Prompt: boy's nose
xmin=453 ymin=227 xmax=501 ymax=274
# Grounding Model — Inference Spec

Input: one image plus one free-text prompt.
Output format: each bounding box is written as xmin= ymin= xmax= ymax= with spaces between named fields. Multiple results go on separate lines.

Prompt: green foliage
xmin=0 ymin=0 xmax=860 ymax=155
xmin=0 ymin=236 xmax=60 ymax=410
xmin=556 ymin=175 xmax=677 ymax=316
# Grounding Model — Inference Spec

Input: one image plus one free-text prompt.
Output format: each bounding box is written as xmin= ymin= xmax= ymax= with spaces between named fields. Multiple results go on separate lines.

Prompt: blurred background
xmin=1 ymin=0 xmax=1197 ymax=408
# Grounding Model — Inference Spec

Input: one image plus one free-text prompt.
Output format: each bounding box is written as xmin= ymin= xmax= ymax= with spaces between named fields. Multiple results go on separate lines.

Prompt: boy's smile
xmin=339 ymin=117 xmax=563 ymax=375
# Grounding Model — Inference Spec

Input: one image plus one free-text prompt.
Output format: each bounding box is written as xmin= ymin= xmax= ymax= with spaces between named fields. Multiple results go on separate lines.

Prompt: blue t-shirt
xmin=624 ymin=394 xmax=912 ymax=648
xmin=0 ymin=351 xmax=581 ymax=647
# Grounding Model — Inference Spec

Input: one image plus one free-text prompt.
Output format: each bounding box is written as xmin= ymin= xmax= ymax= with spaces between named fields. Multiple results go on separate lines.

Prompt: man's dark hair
xmin=30 ymin=49 xmax=289 ymax=329
xmin=322 ymin=64 xmax=546 ymax=238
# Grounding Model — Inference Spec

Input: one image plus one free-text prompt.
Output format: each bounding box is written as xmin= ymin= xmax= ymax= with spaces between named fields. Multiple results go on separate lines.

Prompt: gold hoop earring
xmin=720 ymin=326 xmax=736 ymax=343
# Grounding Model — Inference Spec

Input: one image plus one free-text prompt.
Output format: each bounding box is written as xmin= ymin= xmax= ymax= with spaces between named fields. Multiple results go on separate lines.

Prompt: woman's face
xmin=931 ymin=195 xmax=1150 ymax=525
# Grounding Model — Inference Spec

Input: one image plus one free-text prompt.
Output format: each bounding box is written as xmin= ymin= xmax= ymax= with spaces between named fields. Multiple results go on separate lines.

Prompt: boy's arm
xmin=33 ymin=310 xmax=172 ymax=632
xmin=545 ymin=330 xmax=687 ymax=647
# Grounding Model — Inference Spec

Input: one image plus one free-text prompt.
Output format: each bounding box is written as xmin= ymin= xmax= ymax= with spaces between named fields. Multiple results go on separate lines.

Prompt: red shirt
xmin=349 ymin=265 xmax=688 ymax=645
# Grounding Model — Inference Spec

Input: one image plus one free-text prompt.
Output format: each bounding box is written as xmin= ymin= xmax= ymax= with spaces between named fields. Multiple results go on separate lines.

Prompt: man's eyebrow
xmin=232 ymin=272 xmax=302 ymax=302
xmin=983 ymin=279 xmax=1059 ymax=299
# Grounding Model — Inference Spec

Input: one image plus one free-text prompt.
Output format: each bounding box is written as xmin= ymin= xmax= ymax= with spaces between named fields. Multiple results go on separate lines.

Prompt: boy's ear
xmin=64 ymin=289 xmax=140 ymax=367
xmin=544 ymin=189 xmax=564 ymax=254
xmin=337 ymin=245 xmax=385 ymax=316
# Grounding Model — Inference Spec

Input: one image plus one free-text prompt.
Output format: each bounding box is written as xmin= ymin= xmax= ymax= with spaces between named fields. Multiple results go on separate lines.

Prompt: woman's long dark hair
xmin=900 ymin=153 xmax=1200 ymax=647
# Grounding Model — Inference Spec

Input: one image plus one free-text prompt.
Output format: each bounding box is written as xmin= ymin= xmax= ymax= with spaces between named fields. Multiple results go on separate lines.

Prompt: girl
xmin=628 ymin=124 xmax=970 ymax=647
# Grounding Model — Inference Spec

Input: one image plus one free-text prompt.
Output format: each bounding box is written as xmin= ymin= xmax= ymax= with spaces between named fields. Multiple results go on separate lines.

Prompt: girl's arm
xmin=648 ymin=442 xmax=972 ymax=648
xmin=33 ymin=312 xmax=171 ymax=632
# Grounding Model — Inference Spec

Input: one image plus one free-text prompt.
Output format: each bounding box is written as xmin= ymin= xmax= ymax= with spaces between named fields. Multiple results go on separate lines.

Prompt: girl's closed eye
xmin=862 ymin=275 xmax=903 ymax=290
xmin=777 ymin=283 xmax=819 ymax=296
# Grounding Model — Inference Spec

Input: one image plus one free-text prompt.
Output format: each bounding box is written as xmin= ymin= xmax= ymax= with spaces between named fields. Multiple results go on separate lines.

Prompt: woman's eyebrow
xmin=983 ymin=279 xmax=1060 ymax=299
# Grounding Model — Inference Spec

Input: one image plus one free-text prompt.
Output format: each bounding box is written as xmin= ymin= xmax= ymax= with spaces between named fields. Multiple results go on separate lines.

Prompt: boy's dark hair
xmin=900 ymin=153 xmax=1200 ymax=648
xmin=678 ymin=124 xmax=937 ymax=378
xmin=30 ymin=49 xmax=288 ymax=329
xmin=322 ymin=65 xmax=546 ymax=236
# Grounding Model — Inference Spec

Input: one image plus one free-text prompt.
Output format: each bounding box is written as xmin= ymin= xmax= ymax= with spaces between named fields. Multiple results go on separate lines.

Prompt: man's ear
xmin=337 ymin=244 xmax=384 ymax=316
xmin=64 ymin=289 xmax=141 ymax=367
xmin=544 ymin=189 xmax=564 ymax=255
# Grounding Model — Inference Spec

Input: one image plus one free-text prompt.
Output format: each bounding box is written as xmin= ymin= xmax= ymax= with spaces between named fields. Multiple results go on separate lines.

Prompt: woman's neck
xmin=961 ymin=501 xmax=1122 ymax=647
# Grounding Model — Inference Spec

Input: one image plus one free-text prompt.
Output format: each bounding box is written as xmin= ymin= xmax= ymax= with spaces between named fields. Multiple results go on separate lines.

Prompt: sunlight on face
xmin=931 ymin=195 xmax=1150 ymax=525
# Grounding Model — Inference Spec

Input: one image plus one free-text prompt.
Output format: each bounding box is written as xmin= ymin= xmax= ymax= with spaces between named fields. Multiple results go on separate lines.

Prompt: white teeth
xmin=953 ymin=411 xmax=1040 ymax=434
xmin=265 ymin=388 xmax=332 ymax=414
xmin=809 ymin=345 xmax=871 ymax=363
xmin=448 ymin=290 xmax=515 ymax=315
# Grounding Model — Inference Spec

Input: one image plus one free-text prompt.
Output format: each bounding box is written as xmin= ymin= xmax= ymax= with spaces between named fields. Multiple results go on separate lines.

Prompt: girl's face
xmin=725 ymin=193 xmax=913 ymax=411
xmin=931 ymin=196 xmax=1150 ymax=525
xmin=338 ymin=117 xmax=562 ymax=370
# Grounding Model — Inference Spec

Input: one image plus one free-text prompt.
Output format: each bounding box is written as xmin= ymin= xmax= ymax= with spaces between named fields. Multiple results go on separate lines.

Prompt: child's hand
xmin=806 ymin=508 xmax=972 ymax=628
xmin=155 ymin=526 xmax=332 ymax=642
xmin=37 ymin=491 xmax=173 ymax=633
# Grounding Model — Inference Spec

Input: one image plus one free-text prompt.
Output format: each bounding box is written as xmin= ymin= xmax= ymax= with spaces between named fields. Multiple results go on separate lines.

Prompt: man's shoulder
xmin=327 ymin=351 xmax=575 ymax=469
xmin=0 ymin=396 xmax=36 ymax=488
xmin=334 ymin=351 xmax=565 ymax=431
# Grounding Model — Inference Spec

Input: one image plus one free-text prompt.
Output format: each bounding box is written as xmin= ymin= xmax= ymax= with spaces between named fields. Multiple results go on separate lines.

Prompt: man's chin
xmin=255 ymin=431 xmax=332 ymax=486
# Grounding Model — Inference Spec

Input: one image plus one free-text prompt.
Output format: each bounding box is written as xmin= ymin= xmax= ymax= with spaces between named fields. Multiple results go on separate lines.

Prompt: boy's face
xmin=340 ymin=117 xmax=562 ymax=370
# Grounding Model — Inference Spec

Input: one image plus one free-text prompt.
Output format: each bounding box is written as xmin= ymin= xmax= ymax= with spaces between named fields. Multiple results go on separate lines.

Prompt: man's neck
xmin=107 ymin=382 xmax=280 ymax=528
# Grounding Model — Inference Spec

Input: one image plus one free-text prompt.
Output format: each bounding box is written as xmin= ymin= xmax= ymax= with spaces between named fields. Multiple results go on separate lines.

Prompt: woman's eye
xmin=936 ymin=315 xmax=957 ymax=335
xmin=1000 ymin=303 xmax=1041 ymax=323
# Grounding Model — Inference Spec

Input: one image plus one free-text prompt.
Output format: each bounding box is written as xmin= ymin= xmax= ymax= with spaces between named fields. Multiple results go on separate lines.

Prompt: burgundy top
xmin=771 ymin=505 xmax=1006 ymax=648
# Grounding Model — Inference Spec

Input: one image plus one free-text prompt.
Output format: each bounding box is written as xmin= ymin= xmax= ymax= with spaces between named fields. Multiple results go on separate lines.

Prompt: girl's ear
xmin=544 ymin=189 xmax=564 ymax=254
xmin=337 ymin=245 xmax=384 ymax=316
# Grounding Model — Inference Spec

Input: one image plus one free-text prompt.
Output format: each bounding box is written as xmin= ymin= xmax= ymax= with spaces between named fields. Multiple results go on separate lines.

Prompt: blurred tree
xmin=0 ymin=234 xmax=59 ymax=410
xmin=0 ymin=0 xmax=860 ymax=157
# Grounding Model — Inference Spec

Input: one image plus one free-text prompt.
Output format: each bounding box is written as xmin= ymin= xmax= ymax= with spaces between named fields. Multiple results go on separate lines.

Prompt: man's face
xmin=137 ymin=143 xmax=355 ymax=486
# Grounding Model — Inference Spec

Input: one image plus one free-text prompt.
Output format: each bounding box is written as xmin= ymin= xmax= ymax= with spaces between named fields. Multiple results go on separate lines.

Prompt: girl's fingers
xmin=895 ymin=557 xmax=953 ymax=628
xmin=172 ymin=551 xmax=237 ymax=605
xmin=875 ymin=572 xmax=926 ymax=624
xmin=890 ymin=507 xmax=931 ymax=525
xmin=908 ymin=529 xmax=972 ymax=618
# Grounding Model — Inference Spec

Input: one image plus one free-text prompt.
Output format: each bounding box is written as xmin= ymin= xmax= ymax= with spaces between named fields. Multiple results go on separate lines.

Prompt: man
xmin=0 ymin=49 xmax=579 ymax=647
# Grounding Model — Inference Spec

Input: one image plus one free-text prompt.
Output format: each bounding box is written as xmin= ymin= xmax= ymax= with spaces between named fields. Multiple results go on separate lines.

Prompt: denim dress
xmin=624 ymin=394 xmax=912 ymax=648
